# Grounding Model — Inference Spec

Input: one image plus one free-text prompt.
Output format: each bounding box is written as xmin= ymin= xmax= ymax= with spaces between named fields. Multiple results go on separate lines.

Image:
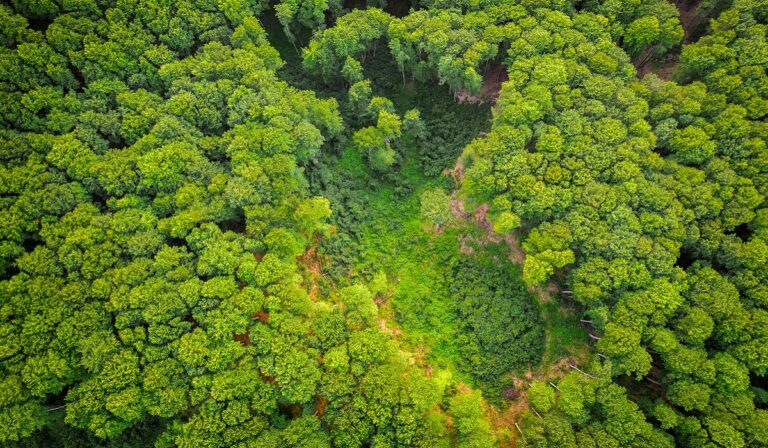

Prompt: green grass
xmin=312 ymin=136 xmax=546 ymax=397
xmin=263 ymin=15 xmax=583 ymax=400
xmin=539 ymin=299 xmax=589 ymax=364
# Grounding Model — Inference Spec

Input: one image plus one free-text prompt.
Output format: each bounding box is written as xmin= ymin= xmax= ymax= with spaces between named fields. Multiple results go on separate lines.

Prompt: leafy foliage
xmin=0 ymin=2 xmax=490 ymax=446
xmin=449 ymin=0 xmax=768 ymax=446
xmin=524 ymin=363 xmax=675 ymax=448
xmin=451 ymin=255 xmax=544 ymax=395
xmin=4 ymin=0 xmax=768 ymax=447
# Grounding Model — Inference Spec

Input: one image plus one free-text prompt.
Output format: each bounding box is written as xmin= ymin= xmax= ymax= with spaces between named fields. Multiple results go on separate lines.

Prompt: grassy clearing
xmin=311 ymin=138 xmax=547 ymax=402
xmin=538 ymin=299 xmax=589 ymax=365
xmin=264 ymin=5 xmax=588 ymax=426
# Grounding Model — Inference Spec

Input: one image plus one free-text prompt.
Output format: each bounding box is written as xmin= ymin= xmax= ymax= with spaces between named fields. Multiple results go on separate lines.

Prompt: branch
xmin=514 ymin=422 xmax=526 ymax=443
xmin=568 ymin=363 xmax=597 ymax=379
xmin=646 ymin=377 xmax=662 ymax=386
xmin=47 ymin=403 xmax=69 ymax=412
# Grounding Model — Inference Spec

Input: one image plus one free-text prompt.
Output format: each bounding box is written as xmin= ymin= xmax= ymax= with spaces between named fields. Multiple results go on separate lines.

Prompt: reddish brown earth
xmin=298 ymin=246 xmax=323 ymax=302
xmin=455 ymin=63 xmax=509 ymax=105
xmin=252 ymin=310 xmax=269 ymax=322
xmin=314 ymin=395 xmax=328 ymax=417
xmin=234 ymin=331 xmax=251 ymax=346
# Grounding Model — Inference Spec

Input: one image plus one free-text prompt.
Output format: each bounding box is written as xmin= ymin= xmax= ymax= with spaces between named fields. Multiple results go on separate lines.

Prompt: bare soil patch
xmin=676 ymin=0 xmax=704 ymax=44
xmin=298 ymin=245 xmax=324 ymax=301
xmin=455 ymin=63 xmax=508 ymax=105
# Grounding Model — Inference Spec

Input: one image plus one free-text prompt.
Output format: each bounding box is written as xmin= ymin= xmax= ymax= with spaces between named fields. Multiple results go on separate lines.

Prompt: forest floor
xmin=307 ymin=125 xmax=589 ymax=444
xmin=634 ymin=0 xmax=704 ymax=79
xmin=263 ymin=10 xmax=589 ymax=443
xmin=309 ymin=144 xmax=590 ymax=445
xmin=676 ymin=0 xmax=704 ymax=44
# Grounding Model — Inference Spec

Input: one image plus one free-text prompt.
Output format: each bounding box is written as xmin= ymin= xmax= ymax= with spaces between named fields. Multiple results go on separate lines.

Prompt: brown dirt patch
xmin=506 ymin=234 xmax=526 ymax=266
xmin=378 ymin=318 xmax=402 ymax=337
xmin=444 ymin=156 xmax=466 ymax=185
xmin=314 ymin=395 xmax=328 ymax=417
xmin=459 ymin=235 xmax=475 ymax=254
xmin=635 ymin=0 xmax=704 ymax=79
xmin=298 ymin=246 xmax=323 ymax=302
xmin=455 ymin=63 xmax=508 ymax=105
xmin=636 ymin=48 xmax=681 ymax=80
xmin=252 ymin=310 xmax=270 ymax=322
xmin=474 ymin=203 xmax=493 ymax=233
xmin=234 ymin=330 xmax=251 ymax=346
xmin=450 ymin=196 xmax=470 ymax=220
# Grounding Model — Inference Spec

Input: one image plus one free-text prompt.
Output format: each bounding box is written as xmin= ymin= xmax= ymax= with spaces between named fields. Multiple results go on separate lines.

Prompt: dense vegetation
xmin=455 ymin=0 xmax=768 ymax=446
xmin=1 ymin=0 xmax=767 ymax=447
xmin=450 ymin=255 xmax=544 ymax=395
xmin=0 ymin=2 xmax=500 ymax=447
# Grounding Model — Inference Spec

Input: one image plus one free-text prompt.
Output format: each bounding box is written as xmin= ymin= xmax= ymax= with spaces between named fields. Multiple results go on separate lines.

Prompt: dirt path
xmin=676 ymin=0 xmax=703 ymax=44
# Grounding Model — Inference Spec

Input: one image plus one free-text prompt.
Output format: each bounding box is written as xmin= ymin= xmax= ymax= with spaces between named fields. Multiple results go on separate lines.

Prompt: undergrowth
xmin=264 ymin=7 xmax=569 ymax=402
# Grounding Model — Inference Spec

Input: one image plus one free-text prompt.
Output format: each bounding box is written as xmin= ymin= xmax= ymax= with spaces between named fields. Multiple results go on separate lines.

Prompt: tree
xmin=302 ymin=8 xmax=392 ymax=81
xmin=4 ymin=1 xmax=768 ymax=447
xmin=339 ymin=284 xmax=377 ymax=329
xmin=448 ymin=391 xmax=496 ymax=448
xmin=624 ymin=16 xmax=661 ymax=55
xmin=276 ymin=0 xmax=329 ymax=45
xmin=294 ymin=197 xmax=332 ymax=237
xmin=667 ymin=380 xmax=712 ymax=412
xmin=403 ymin=109 xmax=426 ymax=141
xmin=341 ymin=56 xmax=364 ymax=85
xmin=351 ymin=100 xmax=408 ymax=173
xmin=420 ymin=188 xmax=451 ymax=230
xmin=0 ymin=3 xmax=454 ymax=446
xmin=348 ymin=79 xmax=372 ymax=114
xmin=668 ymin=126 xmax=716 ymax=165
xmin=528 ymin=381 xmax=556 ymax=413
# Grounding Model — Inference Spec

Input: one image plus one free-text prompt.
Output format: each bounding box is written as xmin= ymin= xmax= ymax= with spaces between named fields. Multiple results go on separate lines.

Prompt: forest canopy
xmin=1 ymin=0 xmax=767 ymax=447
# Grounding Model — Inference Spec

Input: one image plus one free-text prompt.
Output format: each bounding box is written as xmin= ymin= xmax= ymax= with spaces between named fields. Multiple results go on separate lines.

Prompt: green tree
xmin=449 ymin=391 xmax=496 ymax=448
xmin=624 ymin=16 xmax=661 ymax=55
xmin=420 ymin=188 xmax=451 ymax=230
